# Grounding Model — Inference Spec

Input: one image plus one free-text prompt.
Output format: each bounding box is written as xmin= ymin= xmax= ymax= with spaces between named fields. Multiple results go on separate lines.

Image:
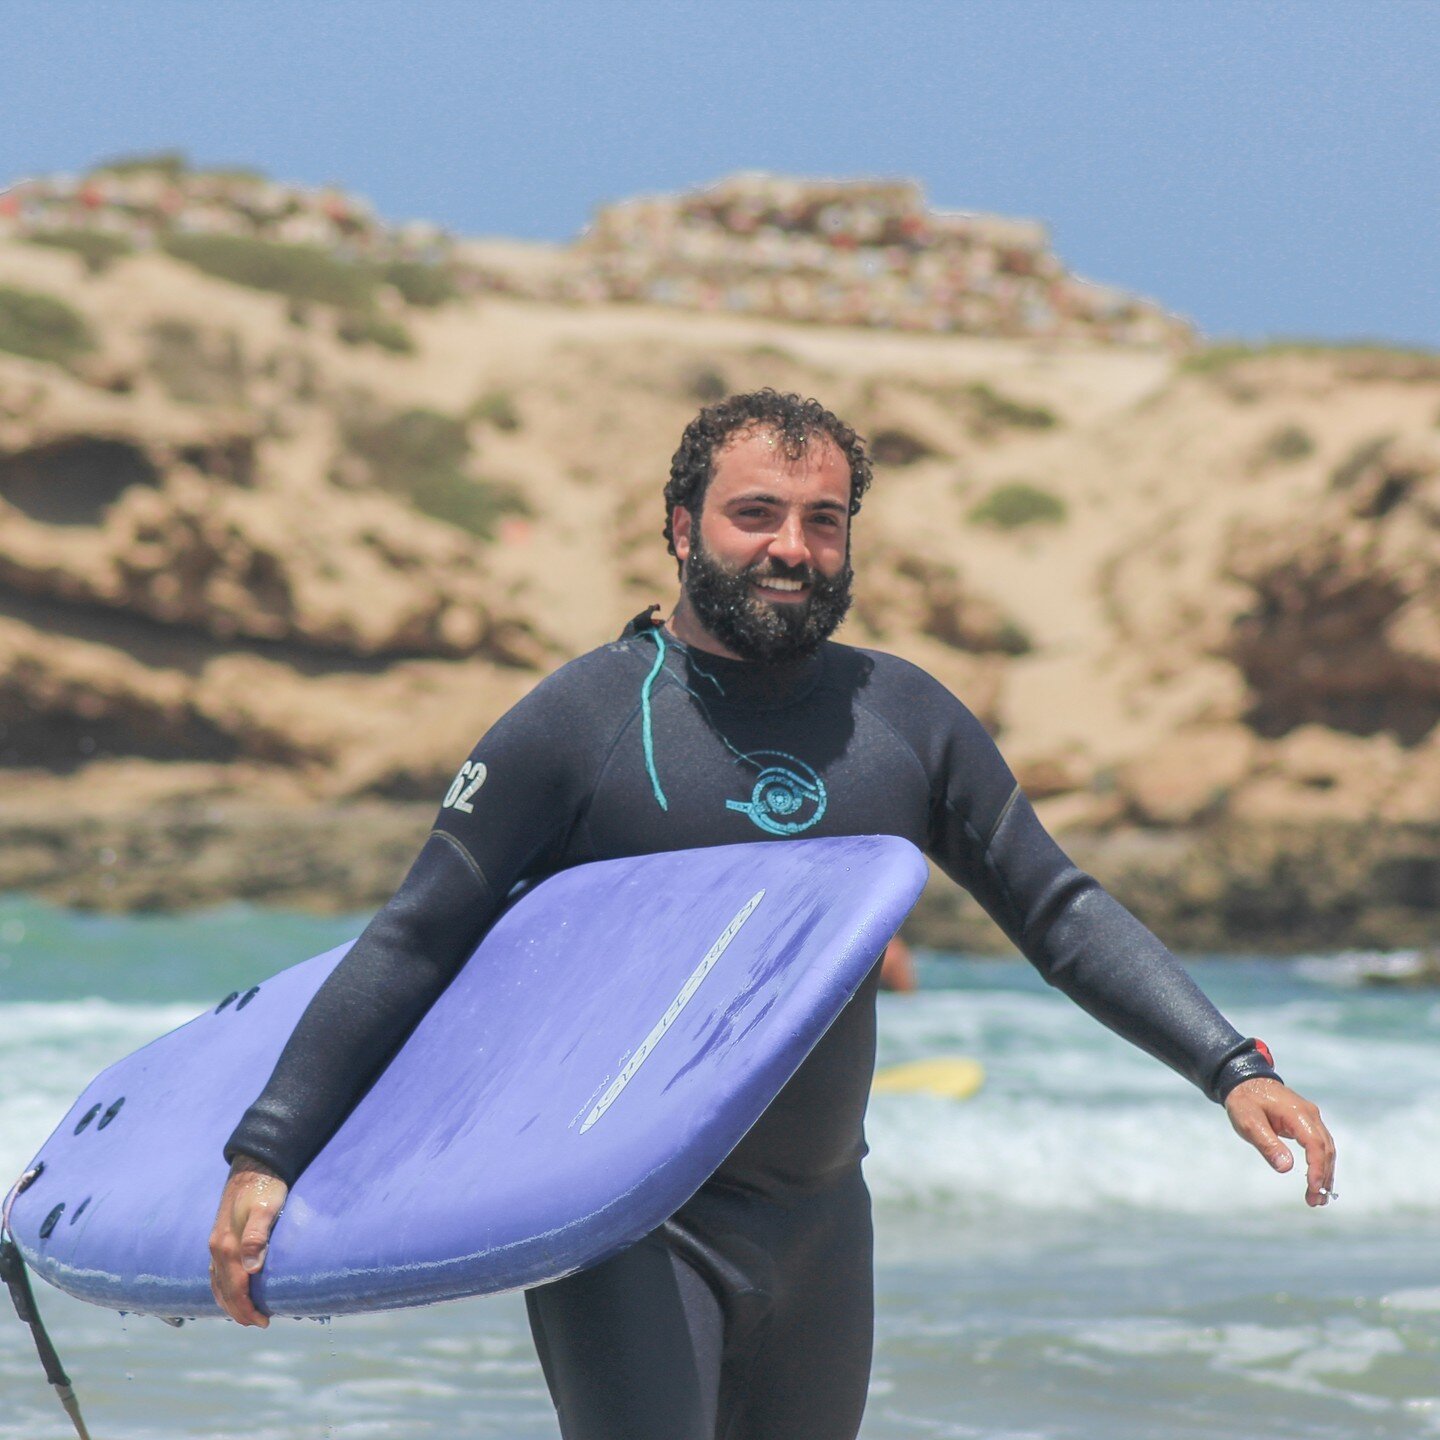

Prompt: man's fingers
xmin=1287 ymin=1110 xmax=1337 ymax=1207
xmin=240 ymin=1206 xmax=276 ymax=1273
xmin=212 ymin=1256 xmax=268 ymax=1328
xmin=208 ymin=1164 xmax=287 ymax=1326
xmin=1230 ymin=1103 xmax=1293 ymax=1172
xmin=1225 ymin=1079 xmax=1337 ymax=1207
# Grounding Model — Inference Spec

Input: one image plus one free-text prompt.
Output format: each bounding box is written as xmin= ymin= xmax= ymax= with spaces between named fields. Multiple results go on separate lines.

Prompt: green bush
xmin=1178 ymin=344 xmax=1260 ymax=375
xmin=1182 ymin=339 xmax=1440 ymax=379
xmin=336 ymin=310 xmax=415 ymax=354
xmin=92 ymin=149 xmax=189 ymax=179
xmin=0 ymin=285 xmax=95 ymax=366
xmin=968 ymin=481 xmax=1067 ymax=529
xmin=27 ymin=229 xmax=134 ymax=275
xmin=92 ymin=152 xmax=268 ymax=184
xmin=381 ymin=260 xmax=458 ymax=309
xmin=469 ymin=389 xmax=521 ymax=431
xmin=686 ymin=366 xmax=728 ymax=402
xmin=966 ymin=382 xmax=1057 ymax=431
xmin=1329 ymin=435 xmax=1393 ymax=491
xmin=145 ymin=319 xmax=248 ymax=405
xmin=343 ymin=406 xmax=529 ymax=537
xmin=1257 ymin=424 xmax=1316 ymax=465
xmin=345 ymin=406 xmax=469 ymax=480
xmin=406 ymin=467 xmax=529 ymax=536
xmin=163 ymin=234 xmax=379 ymax=310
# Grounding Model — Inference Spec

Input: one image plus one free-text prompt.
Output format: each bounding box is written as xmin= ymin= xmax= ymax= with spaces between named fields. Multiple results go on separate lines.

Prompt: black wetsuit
xmin=227 ymin=616 xmax=1277 ymax=1439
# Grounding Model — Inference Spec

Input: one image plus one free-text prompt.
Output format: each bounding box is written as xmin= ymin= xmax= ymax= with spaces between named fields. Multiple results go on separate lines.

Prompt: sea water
xmin=1 ymin=896 xmax=1436 ymax=1439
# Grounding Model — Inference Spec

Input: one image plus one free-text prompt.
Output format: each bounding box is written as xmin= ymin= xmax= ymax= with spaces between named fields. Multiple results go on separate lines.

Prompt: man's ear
xmin=672 ymin=505 xmax=693 ymax=564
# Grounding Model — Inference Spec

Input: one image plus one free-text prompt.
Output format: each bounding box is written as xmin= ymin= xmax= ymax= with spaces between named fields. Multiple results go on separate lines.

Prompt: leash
xmin=1 ymin=1164 xmax=94 ymax=1439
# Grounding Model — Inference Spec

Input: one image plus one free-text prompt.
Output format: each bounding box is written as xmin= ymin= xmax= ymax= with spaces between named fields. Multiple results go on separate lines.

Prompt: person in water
xmin=210 ymin=390 xmax=1336 ymax=1440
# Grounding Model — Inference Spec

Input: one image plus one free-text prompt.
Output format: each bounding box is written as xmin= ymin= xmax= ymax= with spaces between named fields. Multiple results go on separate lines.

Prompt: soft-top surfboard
xmin=873 ymin=1057 xmax=985 ymax=1101
xmin=9 ymin=835 xmax=926 ymax=1319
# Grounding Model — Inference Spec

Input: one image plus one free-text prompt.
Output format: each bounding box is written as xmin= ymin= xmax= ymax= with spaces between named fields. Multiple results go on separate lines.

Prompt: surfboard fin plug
xmin=2 ymin=1166 xmax=95 ymax=1440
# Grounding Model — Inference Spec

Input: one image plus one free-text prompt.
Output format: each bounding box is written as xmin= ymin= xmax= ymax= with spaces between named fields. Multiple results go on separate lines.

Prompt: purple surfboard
xmin=9 ymin=835 xmax=927 ymax=1318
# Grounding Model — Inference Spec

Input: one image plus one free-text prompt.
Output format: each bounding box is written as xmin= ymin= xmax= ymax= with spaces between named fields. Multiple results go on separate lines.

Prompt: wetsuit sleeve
xmin=906 ymin=673 xmax=1278 ymax=1103
xmin=224 ymin=671 xmax=595 ymax=1186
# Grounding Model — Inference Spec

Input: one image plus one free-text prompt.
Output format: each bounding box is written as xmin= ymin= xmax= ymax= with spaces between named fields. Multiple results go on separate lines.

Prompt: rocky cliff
xmin=1 ymin=160 xmax=1436 ymax=950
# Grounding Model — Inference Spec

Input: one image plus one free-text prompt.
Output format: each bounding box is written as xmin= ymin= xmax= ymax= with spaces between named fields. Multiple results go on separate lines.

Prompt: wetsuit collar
xmin=618 ymin=607 xmax=824 ymax=709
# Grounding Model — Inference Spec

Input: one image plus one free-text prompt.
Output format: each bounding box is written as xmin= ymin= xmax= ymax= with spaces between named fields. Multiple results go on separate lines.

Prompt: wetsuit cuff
xmin=223 ymin=1112 xmax=307 ymax=1189
xmin=1211 ymin=1040 xmax=1282 ymax=1102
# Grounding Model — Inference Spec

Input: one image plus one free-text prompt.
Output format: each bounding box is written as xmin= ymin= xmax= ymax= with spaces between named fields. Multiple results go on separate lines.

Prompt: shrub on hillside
xmin=686 ymin=366 xmax=729 ymax=402
xmin=0 ymin=286 xmax=95 ymax=367
xmin=870 ymin=427 xmax=938 ymax=466
xmin=469 ymin=389 xmax=522 ymax=431
xmin=966 ymin=382 xmax=1057 ymax=432
xmin=146 ymin=319 xmax=248 ymax=405
xmin=342 ymin=406 xmax=529 ymax=537
xmin=92 ymin=149 xmax=189 ymax=180
xmin=27 ymin=229 xmax=134 ymax=275
xmin=163 ymin=234 xmax=379 ymax=311
xmin=381 ymin=260 xmax=458 ymax=309
xmin=1330 ymin=435 xmax=1394 ymax=491
xmin=1257 ymin=424 xmax=1316 ymax=465
xmin=967 ymin=481 xmax=1067 ymax=529
xmin=336 ymin=310 xmax=415 ymax=354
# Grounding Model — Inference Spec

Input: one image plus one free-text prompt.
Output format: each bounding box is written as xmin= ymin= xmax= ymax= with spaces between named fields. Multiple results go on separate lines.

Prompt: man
xmin=211 ymin=390 xmax=1335 ymax=1440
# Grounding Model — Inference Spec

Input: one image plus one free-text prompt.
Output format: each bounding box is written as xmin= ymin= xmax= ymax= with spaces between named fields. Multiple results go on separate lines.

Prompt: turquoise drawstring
xmin=637 ymin=627 xmax=731 ymax=815
xmin=640 ymin=628 xmax=669 ymax=811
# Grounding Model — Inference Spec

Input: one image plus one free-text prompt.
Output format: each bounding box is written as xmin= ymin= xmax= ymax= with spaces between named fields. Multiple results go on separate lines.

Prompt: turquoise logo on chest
xmin=726 ymin=751 xmax=828 ymax=836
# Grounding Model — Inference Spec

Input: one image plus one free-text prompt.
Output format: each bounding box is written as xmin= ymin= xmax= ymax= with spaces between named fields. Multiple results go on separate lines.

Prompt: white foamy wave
xmin=0 ymin=998 xmax=203 ymax=1185
xmin=1068 ymin=1314 xmax=1409 ymax=1410
xmin=869 ymin=974 xmax=1438 ymax=1220
xmin=865 ymin=1088 xmax=1436 ymax=1219
xmin=1294 ymin=949 xmax=1438 ymax=988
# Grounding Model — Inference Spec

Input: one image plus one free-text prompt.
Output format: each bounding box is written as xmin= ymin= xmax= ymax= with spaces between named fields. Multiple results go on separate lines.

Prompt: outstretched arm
xmin=912 ymin=680 xmax=1336 ymax=1204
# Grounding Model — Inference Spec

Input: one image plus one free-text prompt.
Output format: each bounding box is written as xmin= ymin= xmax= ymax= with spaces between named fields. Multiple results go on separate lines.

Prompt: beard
xmin=681 ymin=534 xmax=854 ymax=663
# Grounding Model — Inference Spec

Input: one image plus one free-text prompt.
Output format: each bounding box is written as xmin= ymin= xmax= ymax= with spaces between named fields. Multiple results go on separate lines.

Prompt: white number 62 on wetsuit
xmin=442 ymin=760 xmax=488 ymax=813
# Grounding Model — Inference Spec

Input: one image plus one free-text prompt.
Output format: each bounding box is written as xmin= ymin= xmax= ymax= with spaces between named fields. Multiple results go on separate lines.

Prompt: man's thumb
xmin=1266 ymin=1143 xmax=1294 ymax=1173
xmin=240 ymin=1215 xmax=272 ymax=1273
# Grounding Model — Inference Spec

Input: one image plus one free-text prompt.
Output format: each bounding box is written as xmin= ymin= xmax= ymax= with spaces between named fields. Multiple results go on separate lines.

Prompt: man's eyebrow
xmin=724 ymin=491 xmax=849 ymax=513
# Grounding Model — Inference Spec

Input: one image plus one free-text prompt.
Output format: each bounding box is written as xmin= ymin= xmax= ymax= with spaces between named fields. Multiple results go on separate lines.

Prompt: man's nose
xmin=768 ymin=514 xmax=810 ymax=568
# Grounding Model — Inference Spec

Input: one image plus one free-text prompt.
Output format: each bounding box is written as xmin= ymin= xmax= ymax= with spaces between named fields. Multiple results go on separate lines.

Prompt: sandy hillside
xmin=1 ymin=169 xmax=1437 ymax=948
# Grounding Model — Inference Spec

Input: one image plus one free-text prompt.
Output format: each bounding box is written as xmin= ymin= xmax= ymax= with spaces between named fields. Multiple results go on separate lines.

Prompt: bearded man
xmin=211 ymin=390 xmax=1335 ymax=1440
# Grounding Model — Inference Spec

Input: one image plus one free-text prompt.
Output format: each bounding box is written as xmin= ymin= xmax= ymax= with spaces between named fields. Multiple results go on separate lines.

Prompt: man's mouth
xmin=750 ymin=574 xmax=810 ymax=600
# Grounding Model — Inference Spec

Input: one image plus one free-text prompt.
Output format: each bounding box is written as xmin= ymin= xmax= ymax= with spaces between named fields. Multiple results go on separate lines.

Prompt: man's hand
xmin=1223 ymin=1077 xmax=1336 ymax=1206
xmin=208 ymin=1155 xmax=289 ymax=1326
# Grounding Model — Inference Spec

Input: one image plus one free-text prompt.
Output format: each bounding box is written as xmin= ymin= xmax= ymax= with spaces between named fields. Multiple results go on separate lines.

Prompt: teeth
xmin=757 ymin=578 xmax=806 ymax=592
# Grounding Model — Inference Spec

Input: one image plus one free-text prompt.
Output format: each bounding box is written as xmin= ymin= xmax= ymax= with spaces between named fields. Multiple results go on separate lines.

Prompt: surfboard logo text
xmin=579 ymin=889 xmax=765 ymax=1133
xmin=442 ymin=760 xmax=487 ymax=814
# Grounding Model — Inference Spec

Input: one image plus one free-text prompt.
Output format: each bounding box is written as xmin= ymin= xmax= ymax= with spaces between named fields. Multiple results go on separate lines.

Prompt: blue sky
xmin=4 ymin=0 xmax=1436 ymax=345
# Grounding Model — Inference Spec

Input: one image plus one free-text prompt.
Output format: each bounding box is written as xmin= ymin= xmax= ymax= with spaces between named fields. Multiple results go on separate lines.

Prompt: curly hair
xmin=663 ymin=389 xmax=873 ymax=573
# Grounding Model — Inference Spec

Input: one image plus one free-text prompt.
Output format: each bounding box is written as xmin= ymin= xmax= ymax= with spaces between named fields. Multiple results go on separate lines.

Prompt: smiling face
xmin=668 ymin=425 xmax=855 ymax=661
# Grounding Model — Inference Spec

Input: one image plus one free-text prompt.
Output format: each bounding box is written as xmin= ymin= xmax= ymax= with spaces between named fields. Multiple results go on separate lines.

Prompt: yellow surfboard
xmin=873 ymin=1057 xmax=985 ymax=1101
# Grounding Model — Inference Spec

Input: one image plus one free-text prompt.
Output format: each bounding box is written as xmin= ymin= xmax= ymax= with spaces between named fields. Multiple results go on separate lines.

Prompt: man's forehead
xmin=712 ymin=426 xmax=849 ymax=483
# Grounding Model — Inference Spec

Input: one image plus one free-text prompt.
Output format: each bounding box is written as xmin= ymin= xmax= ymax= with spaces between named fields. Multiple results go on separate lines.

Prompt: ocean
xmin=1 ymin=895 xmax=1436 ymax=1439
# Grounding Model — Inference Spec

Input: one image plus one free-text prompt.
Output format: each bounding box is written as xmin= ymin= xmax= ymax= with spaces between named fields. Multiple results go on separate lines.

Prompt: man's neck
xmin=664 ymin=594 xmax=748 ymax=661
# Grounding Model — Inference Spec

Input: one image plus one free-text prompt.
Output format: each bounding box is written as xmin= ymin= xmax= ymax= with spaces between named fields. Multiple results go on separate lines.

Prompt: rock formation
xmin=0 ymin=163 xmax=1436 ymax=948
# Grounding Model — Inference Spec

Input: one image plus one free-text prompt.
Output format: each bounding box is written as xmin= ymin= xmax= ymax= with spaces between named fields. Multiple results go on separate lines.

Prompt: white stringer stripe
xmin=580 ymin=889 xmax=765 ymax=1134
